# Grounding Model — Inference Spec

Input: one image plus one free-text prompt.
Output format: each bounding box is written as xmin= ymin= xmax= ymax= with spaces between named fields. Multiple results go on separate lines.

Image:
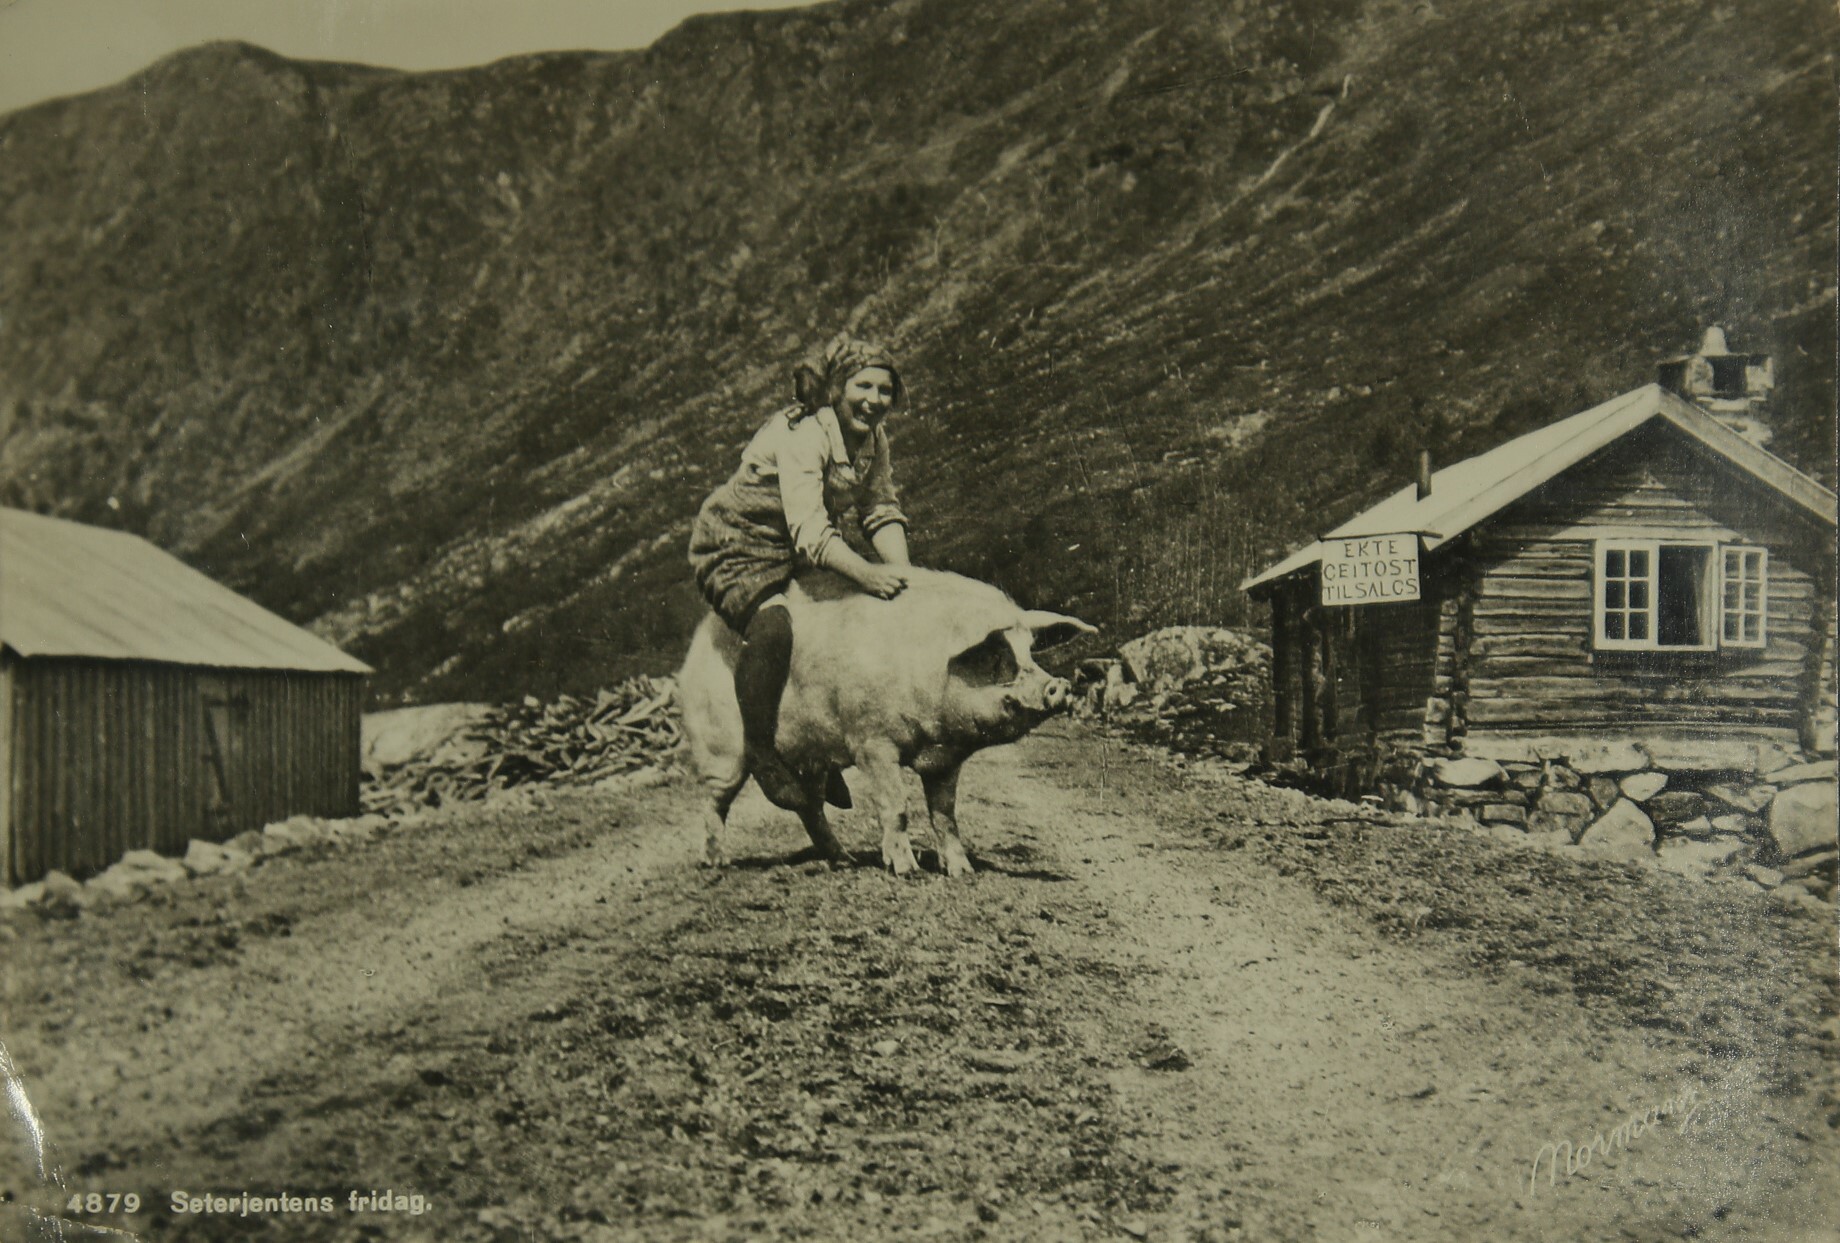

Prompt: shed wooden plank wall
xmin=1461 ymin=425 xmax=1829 ymax=742
xmin=1265 ymin=579 xmax=1440 ymax=765
xmin=3 ymin=661 xmax=363 ymax=886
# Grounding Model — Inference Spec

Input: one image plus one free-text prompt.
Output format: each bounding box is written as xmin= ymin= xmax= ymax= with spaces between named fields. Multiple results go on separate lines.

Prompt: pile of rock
xmin=0 ymin=813 xmax=391 ymax=918
xmin=1414 ymin=742 xmax=1836 ymax=915
xmin=362 ymin=675 xmax=680 ymax=815
xmin=1079 ymin=626 xmax=1272 ymax=762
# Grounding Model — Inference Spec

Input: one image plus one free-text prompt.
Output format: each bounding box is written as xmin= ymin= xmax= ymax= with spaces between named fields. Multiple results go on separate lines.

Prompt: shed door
xmin=198 ymin=676 xmax=246 ymax=832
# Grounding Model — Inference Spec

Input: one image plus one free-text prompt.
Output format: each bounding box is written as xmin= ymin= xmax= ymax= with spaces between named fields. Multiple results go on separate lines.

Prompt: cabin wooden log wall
xmin=1458 ymin=427 xmax=1826 ymax=751
xmin=2 ymin=659 xmax=364 ymax=886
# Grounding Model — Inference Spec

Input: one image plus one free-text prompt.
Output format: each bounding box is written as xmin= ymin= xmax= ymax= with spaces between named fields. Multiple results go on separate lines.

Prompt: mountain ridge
xmin=1 ymin=0 xmax=1832 ymax=702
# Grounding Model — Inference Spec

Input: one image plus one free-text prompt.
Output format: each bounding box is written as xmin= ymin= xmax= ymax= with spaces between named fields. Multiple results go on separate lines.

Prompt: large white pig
xmin=678 ymin=568 xmax=1095 ymax=876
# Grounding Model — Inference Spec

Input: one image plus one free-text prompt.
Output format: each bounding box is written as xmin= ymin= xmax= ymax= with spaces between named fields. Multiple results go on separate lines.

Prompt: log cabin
xmin=1243 ymin=332 xmax=1835 ymax=867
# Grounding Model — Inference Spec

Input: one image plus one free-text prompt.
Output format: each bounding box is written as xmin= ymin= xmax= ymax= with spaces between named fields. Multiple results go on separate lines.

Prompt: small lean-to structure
xmin=0 ymin=507 xmax=371 ymax=886
xmin=1243 ymin=331 xmax=1836 ymax=869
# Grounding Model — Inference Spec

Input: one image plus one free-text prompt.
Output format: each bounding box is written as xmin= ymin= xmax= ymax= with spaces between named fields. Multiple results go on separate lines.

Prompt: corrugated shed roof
xmin=1243 ymin=385 xmax=1838 ymax=594
xmin=0 ymin=507 xmax=372 ymax=673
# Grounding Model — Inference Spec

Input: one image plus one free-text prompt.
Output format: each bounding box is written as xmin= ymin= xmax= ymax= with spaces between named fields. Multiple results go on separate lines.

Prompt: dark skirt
xmin=688 ymin=492 xmax=794 ymax=633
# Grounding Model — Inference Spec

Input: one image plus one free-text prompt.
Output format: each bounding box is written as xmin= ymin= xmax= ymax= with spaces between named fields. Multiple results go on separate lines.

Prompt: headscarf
xmin=795 ymin=335 xmax=905 ymax=414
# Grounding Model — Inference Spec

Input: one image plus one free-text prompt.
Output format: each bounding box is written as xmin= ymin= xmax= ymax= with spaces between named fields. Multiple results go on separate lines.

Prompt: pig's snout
xmin=1043 ymin=677 xmax=1071 ymax=713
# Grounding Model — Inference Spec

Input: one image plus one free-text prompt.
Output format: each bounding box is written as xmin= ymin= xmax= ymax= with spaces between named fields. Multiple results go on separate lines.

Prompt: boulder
xmin=1430 ymin=757 xmax=1505 ymax=789
xmin=1643 ymin=739 xmax=1758 ymax=774
xmin=1656 ymin=837 xmax=1747 ymax=879
xmin=1672 ymin=816 xmax=1715 ymax=839
xmin=183 ymin=839 xmax=251 ymax=877
xmin=1587 ymin=776 xmax=1621 ymax=812
xmin=1550 ymin=740 xmax=1649 ymax=775
xmin=1526 ymin=830 xmax=1575 ymax=851
xmin=86 ymin=866 xmax=152 ymax=904
xmin=1644 ymin=791 xmax=1707 ymax=825
xmin=1768 ymin=782 xmax=1837 ymax=859
xmin=1709 ymin=813 xmax=1754 ymax=835
xmin=116 ymin=849 xmax=188 ymax=884
xmin=1768 ymin=761 xmax=1837 ymax=787
xmin=1537 ymin=791 xmax=1595 ymax=818
xmin=262 ymin=816 xmax=330 ymax=853
xmin=1508 ymin=764 xmax=1543 ymax=791
xmin=1 ymin=882 xmax=48 ymax=912
xmin=1118 ymin=626 xmax=1269 ymax=693
xmin=1480 ymin=804 xmax=1527 ymax=826
xmin=1745 ymin=864 xmax=1785 ymax=888
xmin=228 ymin=829 xmax=267 ymax=856
xmin=1544 ymin=763 xmax=1583 ymax=791
xmin=1753 ymin=741 xmax=1799 ymax=776
xmin=1779 ymin=850 xmax=1838 ymax=881
xmin=1619 ymin=772 xmax=1669 ymax=802
xmin=1706 ymin=783 xmax=1774 ymax=814
xmin=40 ymin=870 xmax=89 ymax=912
xmin=1578 ymin=800 xmax=1655 ymax=861
xmin=362 ymin=702 xmax=493 ymax=777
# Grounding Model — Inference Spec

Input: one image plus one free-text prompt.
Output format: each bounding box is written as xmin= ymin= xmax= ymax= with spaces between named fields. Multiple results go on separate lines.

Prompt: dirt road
xmin=2 ymin=725 xmax=1834 ymax=1242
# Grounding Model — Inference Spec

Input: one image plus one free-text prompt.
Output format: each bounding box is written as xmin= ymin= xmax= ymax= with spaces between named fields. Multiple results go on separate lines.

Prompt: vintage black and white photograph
xmin=0 ymin=0 xmax=1835 ymax=1239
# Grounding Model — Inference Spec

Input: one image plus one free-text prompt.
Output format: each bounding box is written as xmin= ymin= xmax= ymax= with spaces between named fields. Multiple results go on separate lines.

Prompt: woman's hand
xmin=856 ymin=565 xmax=910 ymax=599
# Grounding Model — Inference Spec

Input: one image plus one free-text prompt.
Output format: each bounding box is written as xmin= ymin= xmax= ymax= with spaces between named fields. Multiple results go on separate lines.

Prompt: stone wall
xmin=1410 ymin=742 xmax=1836 ymax=917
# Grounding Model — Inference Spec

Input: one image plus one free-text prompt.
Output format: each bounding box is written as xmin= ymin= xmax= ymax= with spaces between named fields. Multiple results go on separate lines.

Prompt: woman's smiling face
xmin=837 ymin=366 xmax=897 ymax=435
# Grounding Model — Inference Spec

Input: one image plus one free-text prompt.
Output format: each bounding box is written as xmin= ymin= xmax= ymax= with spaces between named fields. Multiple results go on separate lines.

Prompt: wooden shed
xmin=0 ymin=508 xmax=371 ymax=886
xmin=1243 ymin=363 xmax=1837 ymax=814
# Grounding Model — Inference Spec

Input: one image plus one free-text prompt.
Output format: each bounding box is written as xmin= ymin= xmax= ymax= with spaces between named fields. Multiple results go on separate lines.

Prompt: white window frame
xmin=1593 ymin=538 xmax=1762 ymax=653
xmin=1719 ymin=545 xmax=1769 ymax=649
xmin=1594 ymin=539 xmax=1662 ymax=651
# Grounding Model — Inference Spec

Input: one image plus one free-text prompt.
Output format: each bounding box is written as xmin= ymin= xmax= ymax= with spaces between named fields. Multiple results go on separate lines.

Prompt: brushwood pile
xmin=362 ymin=676 xmax=681 ymax=815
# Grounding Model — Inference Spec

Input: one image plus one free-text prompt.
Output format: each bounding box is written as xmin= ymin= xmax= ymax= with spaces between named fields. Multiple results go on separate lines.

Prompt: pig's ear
xmin=1021 ymin=611 xmax=1098 ymax=652
xmin=947 ymin=628 xmax=1020 ymax=687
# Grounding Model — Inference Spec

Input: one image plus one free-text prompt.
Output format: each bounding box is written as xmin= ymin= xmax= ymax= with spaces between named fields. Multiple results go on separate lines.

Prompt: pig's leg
xmin=702 ymin=778 xmax=744 ymax=868
xmin=795 ymin=795 xmax=848 ymax=863
xmin=921 ymin=766 xmax=973 ymax=878
xmin=857 ymin=744 xmax=919 ymax=876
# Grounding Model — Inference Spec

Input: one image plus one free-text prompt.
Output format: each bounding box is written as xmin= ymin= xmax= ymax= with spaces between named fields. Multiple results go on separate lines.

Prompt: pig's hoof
xmin=941 ymin=844 xmax=976 ymax=878
xmin=883 ymin=838 xmax=920 ymax=876
xmin=701 ymin=841 xmax=729 ymax=868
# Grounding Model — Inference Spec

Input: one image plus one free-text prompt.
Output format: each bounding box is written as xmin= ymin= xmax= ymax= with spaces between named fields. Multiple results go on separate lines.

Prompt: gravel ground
xmin=1 ymin=723 xmax=1833 ymax=1242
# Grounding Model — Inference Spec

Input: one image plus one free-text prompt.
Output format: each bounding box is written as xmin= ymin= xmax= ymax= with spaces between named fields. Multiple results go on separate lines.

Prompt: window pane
xmin=1629 ymin=549 xmax=1648 ymax=576
xmin=1724 ymin=615 xmax=1739 ymax=642
xmin=1744 ymin=614 xmax=1761 ymax=642
xmin=1630 ymin=582 xmax=1648 ymax=609
xmin=1724 ymin=583 xmax=1741 ymax=609
xmin=1606 ymin=549 xmax=1625 ymax=576
xmin=1629 ymin=613 xmax=1648 ymax=640
xmin=1606 ymin=581 xmax=1625 ymax=608
xmin=1606 ymin=613 xmax=1625 ymax=640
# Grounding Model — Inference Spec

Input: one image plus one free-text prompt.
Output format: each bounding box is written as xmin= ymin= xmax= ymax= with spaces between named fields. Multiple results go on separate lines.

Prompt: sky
xmin=0 ymin=0 xmax=814 ymax=116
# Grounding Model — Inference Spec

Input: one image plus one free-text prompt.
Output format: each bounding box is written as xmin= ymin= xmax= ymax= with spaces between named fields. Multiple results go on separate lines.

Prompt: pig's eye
xmin=947 ymin=630 xmax=1020 ymax=686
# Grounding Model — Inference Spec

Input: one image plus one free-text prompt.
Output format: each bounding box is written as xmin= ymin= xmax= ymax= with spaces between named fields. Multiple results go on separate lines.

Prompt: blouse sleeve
xmin=777 ymin=417 xmax=844 ymax=568
xmin=858 ymin=423 xmax=908 ymax=537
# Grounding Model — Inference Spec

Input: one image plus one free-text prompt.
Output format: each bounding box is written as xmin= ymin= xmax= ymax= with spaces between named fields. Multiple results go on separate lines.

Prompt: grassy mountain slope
xmin=1 ymin=0 xmax=1833 ymax=702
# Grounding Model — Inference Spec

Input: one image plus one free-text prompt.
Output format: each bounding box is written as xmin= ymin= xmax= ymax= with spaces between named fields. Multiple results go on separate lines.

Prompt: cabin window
xmin=1593 ymin=540 xmax=1767 ymax=652
xmin=1720 ymin=546 xmax=1768 ymax=647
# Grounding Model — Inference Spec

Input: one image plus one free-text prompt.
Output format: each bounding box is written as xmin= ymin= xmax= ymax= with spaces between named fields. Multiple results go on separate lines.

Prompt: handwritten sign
xmin=1320 ymin=534 xmax=1420 ymax=605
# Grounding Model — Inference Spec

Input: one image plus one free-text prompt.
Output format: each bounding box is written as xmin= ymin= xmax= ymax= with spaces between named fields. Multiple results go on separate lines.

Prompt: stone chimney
xmin=1656 ymin=325 xmax=1775 ymax=447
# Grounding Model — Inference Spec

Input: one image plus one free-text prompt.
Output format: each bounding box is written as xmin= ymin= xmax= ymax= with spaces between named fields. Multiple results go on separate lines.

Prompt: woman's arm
xmin=860 ymin=423 xmax=910 ymax=566
xmin=778 ymin=420 xmax=907 ymax=597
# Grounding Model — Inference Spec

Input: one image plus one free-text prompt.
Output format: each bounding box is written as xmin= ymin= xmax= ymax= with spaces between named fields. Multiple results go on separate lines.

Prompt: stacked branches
xmin=363 ymin=676 xmax=680 ymax=815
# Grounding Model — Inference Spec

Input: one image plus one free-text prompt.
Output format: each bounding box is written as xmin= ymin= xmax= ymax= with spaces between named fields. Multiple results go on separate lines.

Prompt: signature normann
xmin=1527 ymin=1086 xmax=1706 ymax=1195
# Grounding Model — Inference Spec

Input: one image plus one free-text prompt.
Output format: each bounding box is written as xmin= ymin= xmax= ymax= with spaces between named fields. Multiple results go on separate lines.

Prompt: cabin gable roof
xmin=1243 ymin=384 xmax=1837 ymax=595
xmin=0 ymin=507 xmax=373 ymax=674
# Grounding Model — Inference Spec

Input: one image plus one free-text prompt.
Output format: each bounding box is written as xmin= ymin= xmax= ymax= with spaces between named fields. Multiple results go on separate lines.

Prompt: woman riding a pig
xmin=687 ymin=336 xmax=913 ymax=808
